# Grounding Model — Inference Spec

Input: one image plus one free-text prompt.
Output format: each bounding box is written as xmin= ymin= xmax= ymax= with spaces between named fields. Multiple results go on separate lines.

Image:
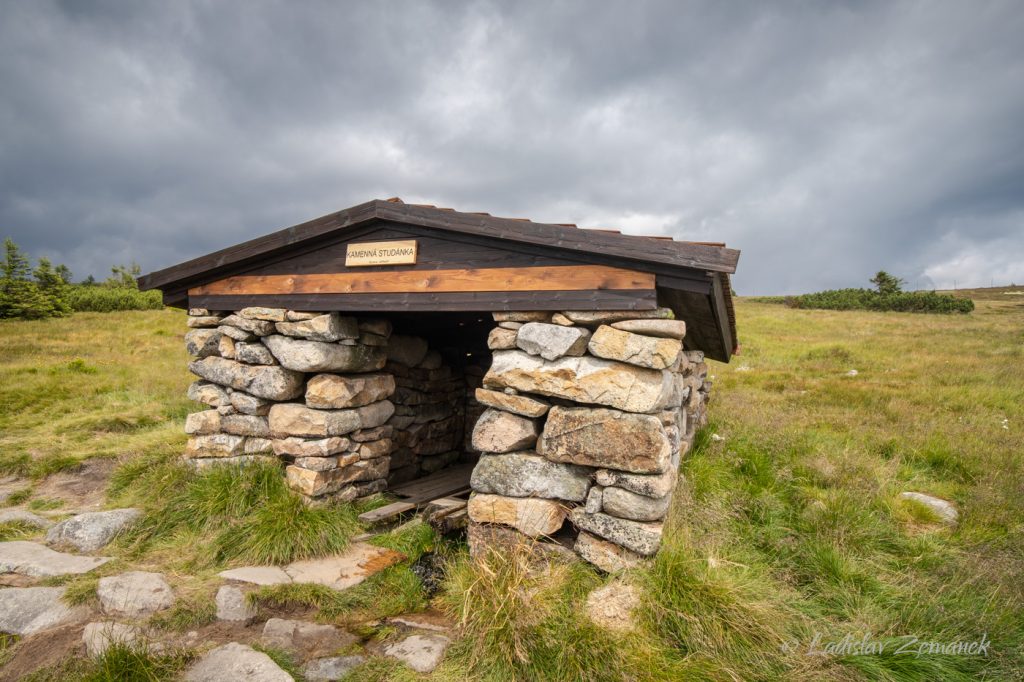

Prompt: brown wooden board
xmin=190 ymin=265 xmax=654 ymax=296
xmin=388 ymin=464 xmax=475 ymax=505
xmin=357 ymin=501 xmax=416 ymax=525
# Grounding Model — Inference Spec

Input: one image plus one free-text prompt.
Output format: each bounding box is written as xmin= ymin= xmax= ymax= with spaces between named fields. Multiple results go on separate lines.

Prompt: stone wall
xmin=182 ymin=308 xmax=467 ymax=502
xmin=466 ymin=309 xmax=711 ymax=572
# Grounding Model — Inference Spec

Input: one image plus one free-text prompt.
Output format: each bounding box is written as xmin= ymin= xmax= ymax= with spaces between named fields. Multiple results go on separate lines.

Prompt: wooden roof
xmin=139 ymin=198 xmax=741 ymax=361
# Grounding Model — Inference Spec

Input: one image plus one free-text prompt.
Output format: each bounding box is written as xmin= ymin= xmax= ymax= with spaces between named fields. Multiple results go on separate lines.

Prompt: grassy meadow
xmin=1 ymin=290 xmax=1022 ymax=680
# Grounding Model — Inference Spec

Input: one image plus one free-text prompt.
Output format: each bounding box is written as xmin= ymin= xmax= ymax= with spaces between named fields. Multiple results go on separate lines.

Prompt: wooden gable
xmin=139 ymin=199 xmax=740 ymax=362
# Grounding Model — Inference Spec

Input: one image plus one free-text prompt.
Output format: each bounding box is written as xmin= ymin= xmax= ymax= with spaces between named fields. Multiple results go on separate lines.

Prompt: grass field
xmin=1 ymin=291 xmax=1022 ymax=680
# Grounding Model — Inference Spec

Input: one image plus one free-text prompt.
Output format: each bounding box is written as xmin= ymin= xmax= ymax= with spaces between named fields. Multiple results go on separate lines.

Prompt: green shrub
xmin=66 ymin=284 xmax=163 ymax=312
xmin=788 ymin=288 xmax=974 ymax=314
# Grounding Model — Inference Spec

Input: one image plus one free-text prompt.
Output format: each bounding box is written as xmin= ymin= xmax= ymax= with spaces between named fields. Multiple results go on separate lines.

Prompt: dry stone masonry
xmin=183 ymin=308 xmax=466 ymax=503
xmin=182 ymin=305 xmax=713 ymax=569
xmin=468 ymin=309 xmax=711 ymax=571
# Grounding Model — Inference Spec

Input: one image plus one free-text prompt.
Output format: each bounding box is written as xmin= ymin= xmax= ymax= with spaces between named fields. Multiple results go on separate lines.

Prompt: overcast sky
xmin=1 ymin=1 xmax=1022 ymax=294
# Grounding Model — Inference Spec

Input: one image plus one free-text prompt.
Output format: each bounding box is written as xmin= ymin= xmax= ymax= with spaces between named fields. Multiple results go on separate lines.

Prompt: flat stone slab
xmin=218 ymin=565 xmax=293 ymax=586
xmin=899 ymin=491 xmax=959 ymax=525
xmin=261 ymin=617 xmax=358 ymax=657
xmin=383 ymin=633 xmax=450 ymax=673
xmin=0 ymin=586 xmax=88 ymax=635
xmin=45 ymin=508 xmax=142 ymax=552
xmin=304 ymin=655 xmax=366 ymax=681
xmin=0 ymin=541 xmax=110 ymax=577
xmin=0 ymin=510 xmax=54 ymax=529
xmin=283 ymin=542 xmax=404 ymax=590
xmin=216 ymin=585 xmax=257 ymax=622
xmin=97 ymin=571 xmax=175 ymax=617
xmin=184 ymin=642 xmax=293 ymax=682
xmin=83 ymin=621 xmax=143 ymax=657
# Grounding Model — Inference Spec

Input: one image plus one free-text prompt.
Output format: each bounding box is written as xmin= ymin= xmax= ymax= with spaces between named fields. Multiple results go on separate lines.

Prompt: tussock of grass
xmin=115 ymin=458 xmax=363 ymax=570
xmin=148 ymin=595 xmax=216 ymax=632
xmin=22 ymin=642 xmax=192 ymax=682
xmin=61 ymin=576 xmax=100 ymax=607
xmin=0 ymin=521 xmax=40 ymax=541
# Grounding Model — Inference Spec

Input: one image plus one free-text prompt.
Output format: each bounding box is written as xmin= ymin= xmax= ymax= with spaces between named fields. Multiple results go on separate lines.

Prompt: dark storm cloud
xmin=1 ymin=0 xmax=1022 ymax=293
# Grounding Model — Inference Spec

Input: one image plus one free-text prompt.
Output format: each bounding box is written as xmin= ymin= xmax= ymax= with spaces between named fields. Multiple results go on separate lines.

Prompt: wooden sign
xmin=345 ymin=240 xmax=417 ymax=267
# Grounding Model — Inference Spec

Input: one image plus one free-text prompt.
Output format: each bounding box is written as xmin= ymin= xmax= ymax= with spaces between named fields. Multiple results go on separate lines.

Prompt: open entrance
xmin=376 ymin=311 xmax=494 ymax=507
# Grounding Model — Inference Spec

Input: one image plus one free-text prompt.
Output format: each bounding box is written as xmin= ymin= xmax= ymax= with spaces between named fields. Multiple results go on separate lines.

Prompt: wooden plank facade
xmin=139 ymin=198 xmax=740 ymax=361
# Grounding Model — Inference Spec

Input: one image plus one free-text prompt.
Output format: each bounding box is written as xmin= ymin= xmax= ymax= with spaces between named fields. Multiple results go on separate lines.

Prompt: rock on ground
xmin=218 ymin=565 xmax=293 ymax=586
xmin=383 ymin=633 xmax=450 ymax=673
xmin=0 ymin=510 xmax=53 ymax=529
xmin=0 ymin=541 xmax=110 ymax=577
xmin=585 ymin=580 xmax=641 ymax=631
xmin=899 ymin=491 xmax=959 ymax=525
xmin=281 ymin=543 xmax=403 ymax=590
xmin=216 ymin=585 xmax=257 ymax=622
xmin=184 ymin=642 xmax=293 ymax=682
xmin=0 ymin=587 xmax=87 ymax=635
xmin=97 ymin=571 xmax=175 ymax=617
xmin=261 ymin=617 xmax=357 ymax=657
xmin=304 ymin=655 xmax=366 ymax=681
xmin=45 ymin=508 xmax=142 ymax=552
xmin=82 ymin=621 xmax=143 ymax=657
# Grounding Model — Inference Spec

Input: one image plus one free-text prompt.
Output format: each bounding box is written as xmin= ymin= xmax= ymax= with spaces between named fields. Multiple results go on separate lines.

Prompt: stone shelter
xmin=139 ymin=198 xmax=740 ymax=570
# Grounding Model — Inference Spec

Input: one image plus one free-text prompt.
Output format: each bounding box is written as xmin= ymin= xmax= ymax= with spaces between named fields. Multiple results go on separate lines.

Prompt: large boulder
xmin=484 ymin=350 xmax=673 ymax=413
xmin=97 ymin=571 xmax=175 ymax=617
xmin=305 ymin=373 xmax=395 ymax=409
xmin=269 ymin=401 xmax=394 ymax=438
xmin=189 ymin=356 xmax=304 ymax=401
xmin=45 ymin=508 xmax=142 ymax=552
xmin=515 ymin=323 xmax=591 ymax=361
xmin=263 ymin=335 xmax=385 ymax=373
xmin=467 ymin=493 xmax=566 ymax=537
xmin=471 ymin=453 xmax=591 ymax=502
xmin=588 ymin=325 xmax=682 ymax=370
xmin=0 ymin=587 xmax=88 ymax=635
xmin=275 ymin=313 xmax=359 ymax=342
xmin=184 ymin=642 xmax=293 ymax=682
xmin=470 ymin=408 xmax=539 ymax=453
xmin=569 ymin=510 xmax=662 ymax=556
xmin=539 ymin=406 xmax=672 ymax=474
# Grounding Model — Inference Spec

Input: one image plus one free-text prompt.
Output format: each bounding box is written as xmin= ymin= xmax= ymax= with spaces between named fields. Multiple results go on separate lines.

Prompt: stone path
xmin=0 ymin=541 xmax=109 ymax=577
xmin=219 ymin=541 xmax=403 ymax=590
xmin=0 ymin=587 xmax=88 ymax=635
